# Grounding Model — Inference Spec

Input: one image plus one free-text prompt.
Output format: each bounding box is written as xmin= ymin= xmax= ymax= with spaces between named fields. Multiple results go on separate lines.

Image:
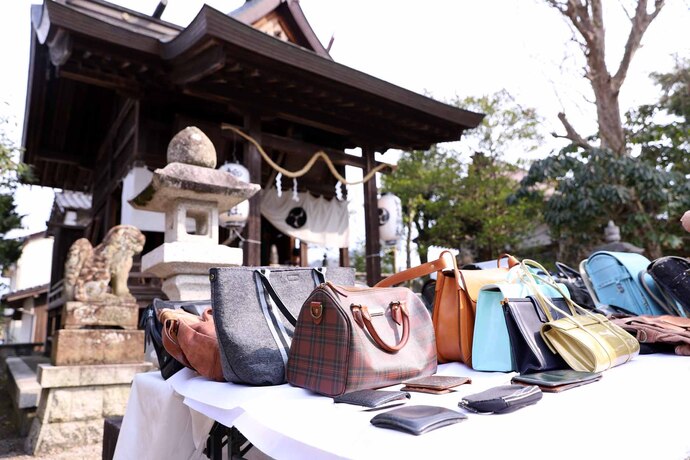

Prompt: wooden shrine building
xmin=22 ymin=0 xmax=483 ymax=289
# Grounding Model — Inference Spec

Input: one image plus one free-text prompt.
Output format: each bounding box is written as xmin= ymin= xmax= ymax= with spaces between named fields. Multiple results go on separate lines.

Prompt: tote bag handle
xmin=517 ymin=259 xmax=636 ymax=363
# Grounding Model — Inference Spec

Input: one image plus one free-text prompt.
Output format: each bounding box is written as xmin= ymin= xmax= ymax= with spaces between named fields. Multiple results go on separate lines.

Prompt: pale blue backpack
xmin=581 ymin=251 xmax=665 ymax=316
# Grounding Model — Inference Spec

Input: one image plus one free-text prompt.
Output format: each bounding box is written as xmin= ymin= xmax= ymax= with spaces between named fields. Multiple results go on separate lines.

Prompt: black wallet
xmin=511 ymin=369 xmax=602 ymax=393
xmin=370 ymin=405 xmax=467 ymax=435
xmin=333 ymin=389 xmax=411 ymax=409
xmin=459 ymin=385 xmax=542 ymax=414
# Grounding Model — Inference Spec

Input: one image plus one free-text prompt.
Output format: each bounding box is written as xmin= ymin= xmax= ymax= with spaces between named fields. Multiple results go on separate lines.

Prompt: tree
xmin=383 ymin=90 xmax=545 ymax=264
xmin=432 ymin=152 xmax=542 ymax=261
xmin=518 ymin=1 xmax=682 ymax=261
xmin=518 ymin=147 xmax=690 ymax=263
xmin=545 ymin=0 xmax=665 ymax=156
xmin=627 ymin=57 xmax=690 ymax=176
xmin=0 ymin=120 xmax=30 ymax=283
xmin=430 ymin=91 xmax=545 ymax=261
xmin=381 ymin=146 xmax=460 ymax=265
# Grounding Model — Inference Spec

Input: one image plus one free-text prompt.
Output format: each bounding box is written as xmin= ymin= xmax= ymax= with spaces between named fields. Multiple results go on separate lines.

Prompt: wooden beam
xmin=170 ymin=43 xmax=226 ymax=85
xmin=300 ymin=240 xmax=308 ymax=267
xmin=220 ymin=124 xmax=395 ymax=172
xmin=362 ymin=147 xmax=381 ymax=286
xmin=58 ymin=65 xmax=140 ymax=94
xmin=339 ymin=247 xmax=350 ymax=268
xmin=243 ymin=114 xmax=262 ymax=266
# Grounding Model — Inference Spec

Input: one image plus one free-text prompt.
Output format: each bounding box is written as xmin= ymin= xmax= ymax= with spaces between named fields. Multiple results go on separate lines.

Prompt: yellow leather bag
xmin=376 ymin=251 xmax=519 ymax=364
xmin=519 ymin=260 xmax=640 ymax=373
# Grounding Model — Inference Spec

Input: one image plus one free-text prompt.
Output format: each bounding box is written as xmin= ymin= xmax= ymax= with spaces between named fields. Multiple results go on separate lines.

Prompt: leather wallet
xmin=511 ymin=369 xmax=602 ymax=393
xmin=402 ymin=375 xmax=471 ymax=391
xmin=370 ymin=405 xmax=467 ymax=435
xmin=459 ymin=385 xmax=542 ymax=414
xmin=333 ymin=389 xmax=411 ymax=408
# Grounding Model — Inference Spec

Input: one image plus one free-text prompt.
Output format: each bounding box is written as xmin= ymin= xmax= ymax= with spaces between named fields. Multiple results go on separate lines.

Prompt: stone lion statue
xmin=63 ymin=225 xmax=146 ymax=302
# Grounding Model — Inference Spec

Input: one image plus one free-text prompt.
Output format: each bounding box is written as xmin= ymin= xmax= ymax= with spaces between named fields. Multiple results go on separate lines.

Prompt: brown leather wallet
xmin=401 ymin=375 xmax=471 ymax=394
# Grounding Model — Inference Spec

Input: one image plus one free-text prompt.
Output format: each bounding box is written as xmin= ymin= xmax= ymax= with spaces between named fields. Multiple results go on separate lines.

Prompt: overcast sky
xmin=1 ymin=0 xmax=689 ymax=258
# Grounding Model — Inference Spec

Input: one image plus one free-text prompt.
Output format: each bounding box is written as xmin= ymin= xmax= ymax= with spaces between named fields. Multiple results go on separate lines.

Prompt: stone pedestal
xmin=26 ymin=362 xmax=152 ymax=456
xmin=142 ymin=241 xmax=243 ymax=300
xmin=52 ymin=330 xmax=146 ymax=366
xmin=62 ymin=300 xmax=139 ymax=329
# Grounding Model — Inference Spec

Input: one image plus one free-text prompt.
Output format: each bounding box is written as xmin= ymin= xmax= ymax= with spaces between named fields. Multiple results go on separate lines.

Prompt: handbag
xmin=521 ymin=260 xmax=640 ymax=373
xmin=141 ymin=298 xmax=209 ymax=380
xmin=581 ymin=251 xmax=665 ymax=315
xmin=611 ymin=315 xmax=690 ymax=356
xmin=554 ymin=262 xmax=596 ymax=310
xmin=210 ymin=266 xmax=355 ymax=385
xmin=375 ymin=251 xmax=519 ymax=364
xmin=160 ymin=307 xmax=225 ymax=382
xmin=472 ymin=265 xmax=568 ymax=372
xmin=286 ymin=283 xmax=437 ymax=397
xmin=502 ymin=296 xmax=570 ymax=374
xmin=639 ymin=256 xmax=690 ymax=317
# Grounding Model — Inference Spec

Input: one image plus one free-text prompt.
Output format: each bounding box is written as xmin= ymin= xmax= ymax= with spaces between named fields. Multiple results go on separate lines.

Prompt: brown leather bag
xmin=612 ymin=315 xmax=690 ymax=356
xmin=160 ymin=308 xmax=225 ymax=382
xmin=375 ymin=251 xmax=519 ymax=364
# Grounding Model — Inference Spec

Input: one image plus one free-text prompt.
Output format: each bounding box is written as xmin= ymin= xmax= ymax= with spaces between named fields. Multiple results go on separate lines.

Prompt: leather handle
xmin=375 ymin=251 xmax=455 ymax=287
xmin=351 ymin=303 xmax=410 ymax=353
xmin=497 ymin=253 xmax=520 ymax=269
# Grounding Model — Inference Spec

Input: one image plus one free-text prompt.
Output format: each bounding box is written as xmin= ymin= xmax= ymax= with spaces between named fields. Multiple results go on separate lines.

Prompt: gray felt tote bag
xmin=210 ymin=266 xmax=355 ymax=385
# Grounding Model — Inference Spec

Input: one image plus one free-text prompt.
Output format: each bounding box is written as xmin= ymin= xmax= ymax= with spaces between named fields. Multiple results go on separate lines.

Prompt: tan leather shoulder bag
xmin=376 ymin=251 xmax=519 ymax=364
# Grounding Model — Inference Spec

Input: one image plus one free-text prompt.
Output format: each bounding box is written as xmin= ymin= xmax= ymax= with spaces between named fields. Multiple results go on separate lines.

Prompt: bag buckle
xmin=310 ymin=301 xmax=323 ymax=325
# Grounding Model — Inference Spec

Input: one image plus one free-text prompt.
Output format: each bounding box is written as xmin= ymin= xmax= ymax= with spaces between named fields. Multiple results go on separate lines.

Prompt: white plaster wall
xmin=121 ymin=166 xmax=165 ymax=232
xmin=13 ymin=237 xmax=54 ymax=291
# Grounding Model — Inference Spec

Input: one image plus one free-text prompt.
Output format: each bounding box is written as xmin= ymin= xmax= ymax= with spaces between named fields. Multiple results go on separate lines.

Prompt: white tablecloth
xmin=116 ymin=354 xmax=690 ymax=460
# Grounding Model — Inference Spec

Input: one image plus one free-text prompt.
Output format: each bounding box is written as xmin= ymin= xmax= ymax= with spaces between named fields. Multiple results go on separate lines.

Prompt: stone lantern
xmin=129 ymin=127 xmax=260 ymax=300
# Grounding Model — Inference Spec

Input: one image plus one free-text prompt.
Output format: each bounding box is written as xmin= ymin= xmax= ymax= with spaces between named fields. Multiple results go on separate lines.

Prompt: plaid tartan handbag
xmin=287 ymin=283 xmax=437 ymax=397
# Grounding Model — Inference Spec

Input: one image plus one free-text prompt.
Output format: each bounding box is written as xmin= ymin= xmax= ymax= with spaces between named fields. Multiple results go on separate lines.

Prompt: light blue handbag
xmin=581 ymin=251 xmax=665 ymax=316
xmin=472 ymin=264 xmax=570 ymax=372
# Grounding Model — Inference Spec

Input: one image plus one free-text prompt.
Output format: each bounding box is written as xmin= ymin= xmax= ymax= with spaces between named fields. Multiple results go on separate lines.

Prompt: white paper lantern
xmin=218 ymin=162 xmax=250 ymax=228
xmin=378 ymin=193 xmax=403 ymax=245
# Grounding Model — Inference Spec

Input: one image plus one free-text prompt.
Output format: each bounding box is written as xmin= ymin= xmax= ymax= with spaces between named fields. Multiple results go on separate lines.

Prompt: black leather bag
xmin=640 ymin=256 xmax=690 ymax=317
xmin=141 ymin=298 xmax=209 ymax=380
xmin=502 ymin=296 xmax=570 ymax=374
xmin=554 ymin=262 xmax=596 ymax=310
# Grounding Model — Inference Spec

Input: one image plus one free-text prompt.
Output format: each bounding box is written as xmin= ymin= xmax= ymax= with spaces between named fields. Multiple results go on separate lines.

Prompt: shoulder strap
xmin=255 ymin=270 xmax=298 ymax=327
xmin=375 ymin=251 xmax=456 ymax=287
xmin=637 ymin=270 xmax=681 ymax=316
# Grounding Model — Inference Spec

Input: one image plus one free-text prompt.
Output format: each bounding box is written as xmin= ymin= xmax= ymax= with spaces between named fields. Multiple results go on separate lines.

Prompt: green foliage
xmin=432 ymin=152 xmax=542 ymax=261
xmin=518 ymin=59 xmax=690 ymax=264
xmin=450 ymin=89 xmax=545 ymax=162
xmin=626 ymin=57 xmax=690 ymax=176
xmin=0 ymin=119 xmax=31 ymax=277
xmin=382 ymin=146 xmax=460 ymax=263
xmin=517 ymin=148 xmax=690 ymax=263
xmin=383 ymin=90 xmax=545 ymax=263
xmin=350 ymin=240 xmax=395 ymax=274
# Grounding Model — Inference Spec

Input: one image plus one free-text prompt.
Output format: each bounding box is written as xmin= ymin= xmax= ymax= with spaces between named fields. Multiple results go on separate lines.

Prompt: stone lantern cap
xmin=128 ymin=126 xmax=260 ymax=212
xmin=128 ymin=162 xmax=260 ymax=213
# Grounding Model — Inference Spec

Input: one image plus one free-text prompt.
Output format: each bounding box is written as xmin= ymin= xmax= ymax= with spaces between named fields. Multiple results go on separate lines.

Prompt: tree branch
xmin=611 ymin=0 xmax=666 ymax=92
xmin=554 ymin=112 xmax=593 ymax=150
